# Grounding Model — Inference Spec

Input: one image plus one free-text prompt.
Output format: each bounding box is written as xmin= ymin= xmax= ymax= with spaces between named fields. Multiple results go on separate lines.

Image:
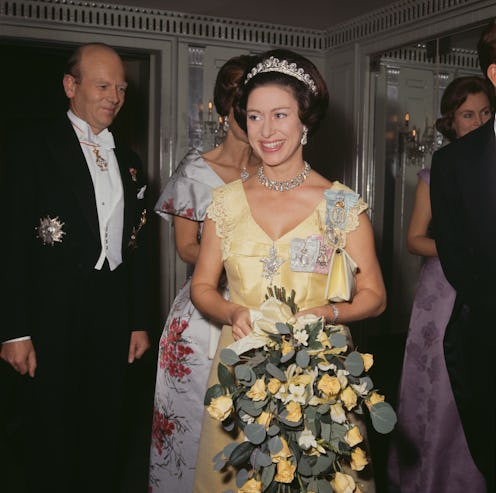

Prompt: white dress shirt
xmin=68 ymin=110 xmax=124 ymax=271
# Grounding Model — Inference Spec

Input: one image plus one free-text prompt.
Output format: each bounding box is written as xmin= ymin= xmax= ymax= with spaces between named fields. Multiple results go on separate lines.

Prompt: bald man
xmin=1 ymin=43 xmax=150 ymax=493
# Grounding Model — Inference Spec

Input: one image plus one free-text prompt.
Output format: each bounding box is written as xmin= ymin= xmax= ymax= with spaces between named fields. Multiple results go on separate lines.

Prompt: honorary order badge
xmin=36 ymin=215 xmax=66 ymax=246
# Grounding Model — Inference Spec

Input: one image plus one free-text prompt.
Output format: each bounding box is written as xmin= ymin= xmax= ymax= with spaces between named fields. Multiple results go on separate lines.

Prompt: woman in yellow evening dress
xmin=191 ymin=49 xmax=386 ymax=493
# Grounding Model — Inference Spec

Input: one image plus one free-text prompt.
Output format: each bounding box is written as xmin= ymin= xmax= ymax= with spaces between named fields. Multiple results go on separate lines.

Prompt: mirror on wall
xmin=369 ymin=22 xmax=488 ymax=334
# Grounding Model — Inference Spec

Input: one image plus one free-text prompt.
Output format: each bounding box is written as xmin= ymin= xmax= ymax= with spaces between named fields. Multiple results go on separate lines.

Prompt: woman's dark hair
xmin=213 ymin=55 xmax=258 ymax=117
xmin=233 ymin=49 xmax=329 ymax=134
xmin=435 ymin=76 xmax=495 ymax=142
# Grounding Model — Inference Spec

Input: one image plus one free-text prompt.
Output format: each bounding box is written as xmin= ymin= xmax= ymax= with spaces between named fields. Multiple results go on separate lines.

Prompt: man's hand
xmin=0 ymin=340 xmax=37 ymax=377
xmin=128 ymin=330 xmax=150 ymax=363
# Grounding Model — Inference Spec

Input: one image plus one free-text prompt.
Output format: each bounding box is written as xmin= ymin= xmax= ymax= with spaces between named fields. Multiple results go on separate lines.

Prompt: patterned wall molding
xmin=380 ymin=45 xmax=480 ymax=71
xmin=0 ymin=0 xmax=487 ymax=52
xmin=0 ymin=0 xmax=328 ymax=50
xmin=326 ymin=0 xmax=480 ymax=49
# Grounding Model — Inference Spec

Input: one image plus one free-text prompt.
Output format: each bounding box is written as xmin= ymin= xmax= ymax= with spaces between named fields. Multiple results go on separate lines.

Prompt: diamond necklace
xmin=257 ymin=162 xmax=311 ymax=192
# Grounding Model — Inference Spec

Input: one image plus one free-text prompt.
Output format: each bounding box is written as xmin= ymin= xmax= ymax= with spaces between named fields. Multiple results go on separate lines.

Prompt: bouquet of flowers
xmin=204 ymin=288 xmax=396 ymax=493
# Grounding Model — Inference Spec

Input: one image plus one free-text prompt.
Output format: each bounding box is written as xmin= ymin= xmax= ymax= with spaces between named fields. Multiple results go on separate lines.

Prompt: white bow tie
xmin=93 ymin=128 xmax=115 ymax=150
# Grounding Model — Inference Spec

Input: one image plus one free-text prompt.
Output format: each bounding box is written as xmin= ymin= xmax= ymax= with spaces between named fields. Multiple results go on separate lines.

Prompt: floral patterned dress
xmin=149 ymin=149 xmax=225 ymax=493
xmin=387 ymin=169 xmax=485 ymax=492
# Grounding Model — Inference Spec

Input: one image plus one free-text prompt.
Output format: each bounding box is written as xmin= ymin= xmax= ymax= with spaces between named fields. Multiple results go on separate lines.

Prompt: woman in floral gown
xmin=387 ymin=76 xmax=494 ymax=493
xmin=149 ymin=55 xmax=259 ymax=493
xmin=191 ymin=49 xmax=387 ymax=493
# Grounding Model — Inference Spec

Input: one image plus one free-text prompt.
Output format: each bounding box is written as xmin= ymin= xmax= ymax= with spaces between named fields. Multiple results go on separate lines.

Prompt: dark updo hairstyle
xmin=213 ymin=55 xmax=258 ymax=117
xmin=435 ymin=76 xmax=495 ymax=142
xmin=233 ymin=49 xmax=329 ymax=134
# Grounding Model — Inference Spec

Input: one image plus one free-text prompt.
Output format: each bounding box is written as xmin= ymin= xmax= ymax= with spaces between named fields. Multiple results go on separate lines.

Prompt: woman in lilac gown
xmin=388 ymin=76 xmax=494 ymax=493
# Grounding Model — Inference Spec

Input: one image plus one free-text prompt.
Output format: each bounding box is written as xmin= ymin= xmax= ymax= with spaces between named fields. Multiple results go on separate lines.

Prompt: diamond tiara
xmin=244 ymin=56 xmax=318 ymax=95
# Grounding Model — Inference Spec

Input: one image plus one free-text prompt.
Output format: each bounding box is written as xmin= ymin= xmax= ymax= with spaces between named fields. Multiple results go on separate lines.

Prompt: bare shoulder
xmin=307 ymin=169 xmax=333 ymax=193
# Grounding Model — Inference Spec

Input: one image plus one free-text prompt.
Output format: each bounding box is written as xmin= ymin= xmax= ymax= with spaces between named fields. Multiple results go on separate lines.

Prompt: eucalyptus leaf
xmin=254 ymin=450 xmax=272 ymax=468
xmin=213 ymin=458 xmax=226 ymax=471
xmin=317 ymin=403 xmax=330 ymax=414
xmin=244 ymin=423 xmax=267 ymax=445
xmin=329 ymin=332 xmax=347 ymax=348
xmin=218 ymin=363 xmax=234 ymax=388
xmin=280 ymin=349 xmax=295 ymax=363
xmin=222 ymin=420 xmax=235 ymax=432
xmin=319 ymin=413 xmax=332 ymax=424
xmin=297 ymin=454 xmax=314 ymax=476
xmin=220 ymin=348 xmax=240 ymax=366
xmin=224 ymin=442 xmax=238 ymax=459
xmin=204 ymin=383 xmax=224 ymax=406
xmin=268 ymin=436 xmax=283 ymax=454
xmin=344 ymin=351 xmax=365 ymax=376
xmin=234 ymin=364 xmax=252 ymax=381
xmin=370 ymin=401 xmax=397 ymax=434
xmin=360 ymin=376 xmax=374 ymax=391
xmin=296 ymin=349 xmax=310 ymax=368
xmin=267 ymin=425 xmax=280 ymax=436
xmin=261 ymin=463 xmax=276 ymax=490
xmin=321 ymin=422 xmax=331 ymax=442
xmin=317 ymin=478 xmax=333 ymax=493
xmin=238 ymin=399 xmax=263 ymax=417
xmin=275 ymin=322 xmax=291 ymax=334
xmin=235 ymin=469 xmax=249 ymax=488
xmin=331 ymin=422 xmax=347 ymax=439
xmin=312 ymin=453 xmax=332 ymax=475
xmin=229 ymin=441 xmax=255 ymax=467
xmin=266 ymin=362 xmax=287 ymax=381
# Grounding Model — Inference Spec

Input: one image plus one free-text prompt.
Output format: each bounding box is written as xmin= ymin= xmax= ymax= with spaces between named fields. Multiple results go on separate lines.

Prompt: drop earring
xmin=223 ymin=115 xmax=229 ymax=133
xmin=301 ymin=126 xmax=308 ymax=146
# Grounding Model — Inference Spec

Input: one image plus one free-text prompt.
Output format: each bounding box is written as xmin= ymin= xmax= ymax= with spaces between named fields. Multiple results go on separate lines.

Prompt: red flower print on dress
xmin=161 ymin=197 xmax=175 ymax=214
xmin=159 ymin=317 xmax=195 ymax=379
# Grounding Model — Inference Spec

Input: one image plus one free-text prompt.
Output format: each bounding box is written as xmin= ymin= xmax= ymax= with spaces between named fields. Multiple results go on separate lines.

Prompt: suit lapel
xmin=114 ymin=145 xmax=135 ymax=251
xmin=47 ymin=116 xmax=100 ymax=239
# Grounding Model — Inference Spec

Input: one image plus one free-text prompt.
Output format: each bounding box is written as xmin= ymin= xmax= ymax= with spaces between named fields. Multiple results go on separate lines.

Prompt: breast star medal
xmin=260 ymin=244 xmax=285 ymax=284
xmin=36 ymin=216 xmax=66 ymax=246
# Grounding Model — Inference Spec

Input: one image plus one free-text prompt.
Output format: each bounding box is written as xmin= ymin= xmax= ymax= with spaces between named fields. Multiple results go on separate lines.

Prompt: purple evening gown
xmin=387 ymin=169 xmax=486 ymax=493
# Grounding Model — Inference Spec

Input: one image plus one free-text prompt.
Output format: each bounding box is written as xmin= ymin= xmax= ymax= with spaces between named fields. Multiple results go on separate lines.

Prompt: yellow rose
xmin=256 ymin=411 xmax=272 ymax=428
xmin=330 ymin=402 xmax=346 ymax=424
xmin=365 ymin=391 xmax=385 ymax=411
xmin=330 ymin=472 xmax=356 ymax=493
xmin=206 ymin=395 xmax=233 ymax=421
xmin=271 ymin=437 xmax=292 ymax=463
xmin=239 ymin=478 xmax=262 ymax=493
xmin=291 ymin=373 xmax=313 ymax=386
xmin=354 ymin=486 xmax=364 ymax=493
xmin=340 ymin=386 xmax=358 ymax=410
xmin=274 ymin=459 xmax=296 ymax=483
xmin=360 ymin=353 xmax=374 ymax=371
xmin=268 ymin=378 xmax=282 ymax=394
xmin=246 ymin=378 xmax=267 ymax=401
xmin=281 ymin=339 xmax=293 ymax=356
xmin=350 ymin=447 xmax=368 ymax=471
xmin=317 ymin=374 xmax=341 ymax=396
xmin=345 ymin=426 xmax=364 ymax=447
xmin=286 ymin=402 xmax=302 ymax=422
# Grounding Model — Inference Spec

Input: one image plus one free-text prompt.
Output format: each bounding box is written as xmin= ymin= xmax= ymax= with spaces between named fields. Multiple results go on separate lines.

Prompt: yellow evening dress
xmin=193 ymin=179 xmax=374 ymax=493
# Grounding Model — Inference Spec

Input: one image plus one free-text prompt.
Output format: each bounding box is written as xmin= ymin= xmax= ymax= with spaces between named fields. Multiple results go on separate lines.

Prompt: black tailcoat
xmin=1 ymin=115 xmax=148 ymax=493
xmin=431 ymin=117 xmax=496 ymax=492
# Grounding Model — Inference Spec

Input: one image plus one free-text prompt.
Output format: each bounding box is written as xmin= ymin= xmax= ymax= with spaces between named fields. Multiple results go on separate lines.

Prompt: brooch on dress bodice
xmin=260 ymin=244 xmax=285 ymax=284
xmin=36 ymin=215 xmax=66 ymax=246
